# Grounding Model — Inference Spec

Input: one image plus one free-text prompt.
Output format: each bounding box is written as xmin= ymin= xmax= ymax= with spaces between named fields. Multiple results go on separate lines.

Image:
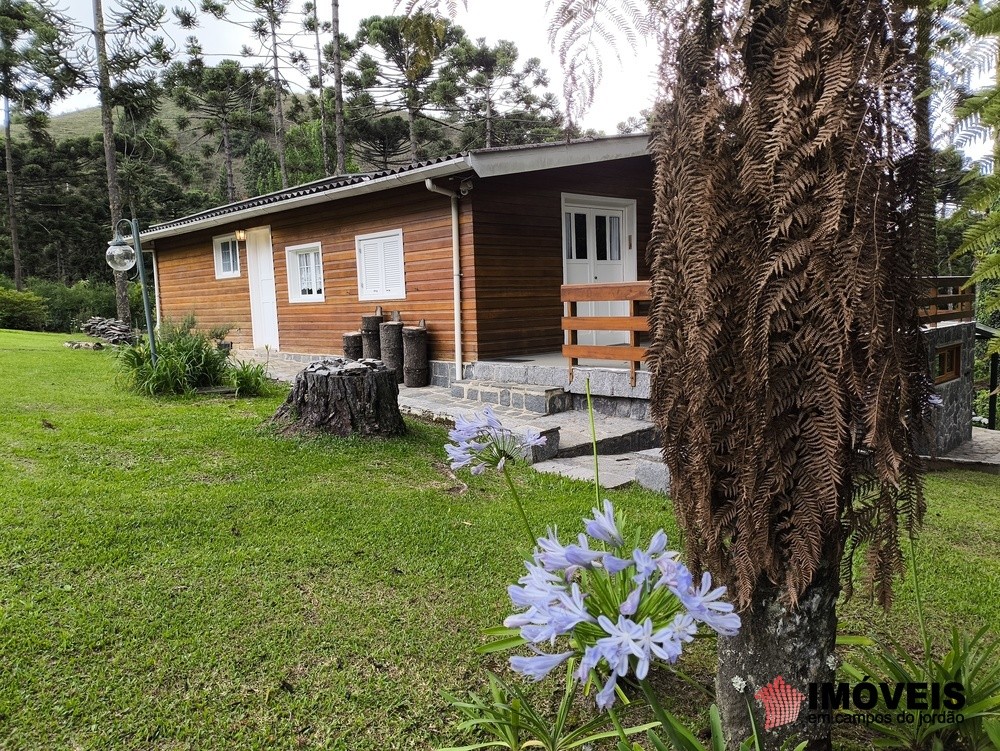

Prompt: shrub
xmin=24 ymin=278 xmax=117 ymax=333
xmin=229 ymin=360 xmax=270 ymax=397
xmin=118 ymin=316 xmax=266 ymax=398
xmin=0 ymin=288 xmax=48 ymax=331
xmin=118 ymin=317 xmax=231 ymax=396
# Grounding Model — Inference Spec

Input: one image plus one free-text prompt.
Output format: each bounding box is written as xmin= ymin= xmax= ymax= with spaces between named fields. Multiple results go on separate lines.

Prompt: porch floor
xmin=479 ymin=349 xmax=649 ymax=372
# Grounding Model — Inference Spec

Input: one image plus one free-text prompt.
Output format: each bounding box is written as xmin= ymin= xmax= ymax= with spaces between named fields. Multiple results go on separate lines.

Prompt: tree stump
xmin=271 ymin=358 xmax=406 ymax=437
xmin=343 ymin=331 xmax=363 ymax=360
xmin=361 ymin=314 xmax=383 ymax=359
xmin=380 ymin=321 xmax=404 ymax=383
xmin=402 ymin=326 xmax=429 ymax=387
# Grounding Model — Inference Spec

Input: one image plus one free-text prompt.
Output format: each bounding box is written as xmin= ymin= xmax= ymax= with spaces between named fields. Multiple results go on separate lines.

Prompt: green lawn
xmin=1 ymin=329 xmax=998 ymax=750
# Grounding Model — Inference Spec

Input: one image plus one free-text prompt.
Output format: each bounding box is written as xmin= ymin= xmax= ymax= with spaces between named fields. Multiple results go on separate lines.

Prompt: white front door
xmin=562 ymin=195 xmax=637 ymax=346
xmin=245 ymin=227 xmax=280 ymax=350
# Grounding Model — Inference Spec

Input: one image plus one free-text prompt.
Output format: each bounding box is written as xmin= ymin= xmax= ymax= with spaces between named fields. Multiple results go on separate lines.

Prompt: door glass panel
xmin=595 ymin=215 xmax=607 ymax=261
xmin=564 ymin=212 xmax=572 ymax=260
xmin=574 ymin=213 xmax=587 ymax=259
xmin=609 ymin=215 xmax=621 ymax=261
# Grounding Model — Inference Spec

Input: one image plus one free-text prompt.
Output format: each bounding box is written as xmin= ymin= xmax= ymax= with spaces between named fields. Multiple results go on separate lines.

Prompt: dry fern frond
xmin=648 ymin=0 xmax=932 ymax=610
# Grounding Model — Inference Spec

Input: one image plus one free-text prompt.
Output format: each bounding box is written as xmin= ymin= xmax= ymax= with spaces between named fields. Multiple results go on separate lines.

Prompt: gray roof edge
xmin=467 ymin=134 xmax=650 ymax=177
xmin=143 ymin=157 xmax=471 ymax=242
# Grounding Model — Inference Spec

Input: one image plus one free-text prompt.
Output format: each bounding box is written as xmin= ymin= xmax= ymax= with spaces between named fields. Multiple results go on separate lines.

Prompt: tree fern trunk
xmin=715 ymin=549 xmax=841 ymax=750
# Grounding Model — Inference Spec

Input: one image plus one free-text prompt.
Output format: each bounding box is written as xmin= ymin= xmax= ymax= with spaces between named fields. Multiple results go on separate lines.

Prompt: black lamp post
xmin=106 ymin=217 xmax=157 ymax=365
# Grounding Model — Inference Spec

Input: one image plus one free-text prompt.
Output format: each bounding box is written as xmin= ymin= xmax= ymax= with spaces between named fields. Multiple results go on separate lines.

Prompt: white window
xmin=285 ymin=242 xmax=325 ymax=303
xmin=356 ymin=229 xmax=405 ymax=301
xmin=213 ymin=234 xmax=240 ymax=279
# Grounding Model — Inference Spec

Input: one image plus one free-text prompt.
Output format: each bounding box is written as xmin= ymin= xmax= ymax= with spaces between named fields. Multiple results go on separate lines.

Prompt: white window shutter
xmin=359 ymin=239 xmax=381 ymax=295
xmin=381 ymin=234 xmax=404 ymax=297
xmin=356 ymin=230 xmax=405 ymax=301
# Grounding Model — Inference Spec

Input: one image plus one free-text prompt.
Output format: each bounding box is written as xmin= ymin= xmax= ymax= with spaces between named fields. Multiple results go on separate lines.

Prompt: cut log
xmin=361 ymin=314 xmax=383 ymax=359
xmin=402 ymin=326 xmax=429 ymax=387
xmin=271 ymin=357 xmax=406 ymax=437
xmin=380 ymin=321 xmax=404 ymax=383
xmin=343 ymin=331 xmax=363 ymax=360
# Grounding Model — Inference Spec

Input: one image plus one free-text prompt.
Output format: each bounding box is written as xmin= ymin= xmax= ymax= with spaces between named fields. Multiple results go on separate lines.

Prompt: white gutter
xmin=142 ymin=158 xmax=471 ymax=242
xmin=424 ymin=178 xmax=463 ymax=382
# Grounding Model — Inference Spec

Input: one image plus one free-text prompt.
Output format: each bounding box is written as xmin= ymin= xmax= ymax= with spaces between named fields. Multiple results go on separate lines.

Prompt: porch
xmin=555 ymin=276 xmax=975 ymax=384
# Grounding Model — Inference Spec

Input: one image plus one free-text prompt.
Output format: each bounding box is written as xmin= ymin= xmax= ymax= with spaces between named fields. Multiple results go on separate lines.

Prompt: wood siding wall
xmin=155 ymin=240 xmax=254 ymax=349
xmin=153 ymin=180 xmax=477 ymax=361
xmin=468 ymin=157 xmax=654 ymax=359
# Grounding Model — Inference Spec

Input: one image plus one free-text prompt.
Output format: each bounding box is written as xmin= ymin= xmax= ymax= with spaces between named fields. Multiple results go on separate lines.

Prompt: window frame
xmin=934 ymin=343 xmax=962 ymax=385
xmin=355 ymin=228 xmax=406 ymax=302
xmin=213 ymin=234 xmax=241 ymax=279
xmin=285 ymin=241 xmax=325 ymax=303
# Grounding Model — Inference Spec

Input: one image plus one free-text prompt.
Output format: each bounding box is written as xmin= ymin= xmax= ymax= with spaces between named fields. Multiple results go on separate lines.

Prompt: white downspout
xmin=150 ymin=246 xmax=162 ymax=328
xmin=424 ymin=178 xmax=463 ymax=382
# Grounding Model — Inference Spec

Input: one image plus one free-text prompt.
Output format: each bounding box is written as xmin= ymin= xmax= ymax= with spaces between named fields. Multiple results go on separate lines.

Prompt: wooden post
xmin=361 ymin=313 xmax=383 ymax=359
xmin=379 ymin=321 xmax=405 ymax=383
xmin=343 ymin=331 xmax=363 ymax=360
xmin=402 ymin=325 xmax=429 ymax=387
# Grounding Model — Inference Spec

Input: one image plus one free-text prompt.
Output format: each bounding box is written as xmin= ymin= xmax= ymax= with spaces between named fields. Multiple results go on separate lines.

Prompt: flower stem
xmin=606 ymin=705 xmax=630 ymax=745
xmin=502 ymin=463 xmax=537 ymax=548
xmin=586 ymin=378 xmax=600 ymax=506
xmin=908 ymin=533 xmax=932 ymax=660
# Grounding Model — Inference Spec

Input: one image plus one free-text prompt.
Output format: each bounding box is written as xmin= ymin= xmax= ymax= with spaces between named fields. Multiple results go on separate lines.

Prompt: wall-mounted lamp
xmin=234 ymin=229 xmax=247 ymax=242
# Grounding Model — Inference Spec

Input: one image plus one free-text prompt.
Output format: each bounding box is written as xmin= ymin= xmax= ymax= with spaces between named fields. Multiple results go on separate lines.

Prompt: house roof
xmin=142 ymin=134 xmax=651 ymax=242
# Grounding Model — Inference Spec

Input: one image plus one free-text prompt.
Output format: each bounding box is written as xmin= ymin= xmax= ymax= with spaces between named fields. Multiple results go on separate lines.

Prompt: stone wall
xmin=919 ymin=323 xmax=975 ymax=455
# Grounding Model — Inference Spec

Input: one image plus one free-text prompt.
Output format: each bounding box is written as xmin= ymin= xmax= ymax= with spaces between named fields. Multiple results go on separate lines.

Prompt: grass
xmin=1 ymin=329 xmax=998 ymax=750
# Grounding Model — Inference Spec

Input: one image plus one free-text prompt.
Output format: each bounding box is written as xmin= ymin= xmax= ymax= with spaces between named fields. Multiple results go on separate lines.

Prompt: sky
xmin=53 ymin=0 xmax=662 ymax=134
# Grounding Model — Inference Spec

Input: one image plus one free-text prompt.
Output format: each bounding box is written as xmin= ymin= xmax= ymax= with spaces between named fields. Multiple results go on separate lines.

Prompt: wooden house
xmin=145 ymin=135 xmax=655 ymax=385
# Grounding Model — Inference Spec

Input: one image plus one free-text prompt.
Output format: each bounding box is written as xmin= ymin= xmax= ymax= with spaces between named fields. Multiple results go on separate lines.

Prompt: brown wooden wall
xmin=468 ymin=156 xmax=654 ymax=359
xmin=152 ymin=179 xmax=477 ymax=361
xmin=154 ymin=240 xmax=254 ymax=349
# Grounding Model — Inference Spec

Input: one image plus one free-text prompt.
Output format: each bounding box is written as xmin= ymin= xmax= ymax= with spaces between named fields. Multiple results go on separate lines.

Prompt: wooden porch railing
xmin=918 ymin=276 xmax=974 ymax=326
xmin=563 ymin=276 xmax=976 ymax=383
xmin=561 ymin=281 xmax=649 ymax=386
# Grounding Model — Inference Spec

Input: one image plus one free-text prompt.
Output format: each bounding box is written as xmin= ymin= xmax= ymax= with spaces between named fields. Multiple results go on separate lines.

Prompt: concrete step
xmin=531 ymin=449 xmax=672 ymax=493
xmin=555 ymin=423 xmax=659 ymax=458
xmin=450 ymin=379 xmax=572 ymax=415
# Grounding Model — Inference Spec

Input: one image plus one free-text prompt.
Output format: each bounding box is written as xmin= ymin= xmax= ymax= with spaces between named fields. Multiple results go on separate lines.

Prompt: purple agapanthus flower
xmin=680 ymin=571 xmax=742 ymax=637
xmin=505 ymin=503 xmax=741 ymax=711
xmin=445 ymin=405 xmax=546 ymax=475
xmin=585 ymin=500 xmax=624 ymax=547
xmin=510 ymin=649 xmax=574 ymax=682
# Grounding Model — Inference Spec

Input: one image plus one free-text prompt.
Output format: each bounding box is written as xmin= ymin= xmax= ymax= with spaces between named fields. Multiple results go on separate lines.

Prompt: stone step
xmin=555 ymin=423 xmax=659 ymax=458
xmin=449 ymin=379 xmax=572 ymax=415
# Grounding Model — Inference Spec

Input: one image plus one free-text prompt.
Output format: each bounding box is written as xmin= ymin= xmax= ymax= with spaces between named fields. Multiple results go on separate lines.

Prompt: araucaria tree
xmin=647 ymin=0 xmax=933 ymax=747
xmin=0 ymin=0 xmax=76 ymax=290
xmin=164 ymin=49 xmax=271 ymax=203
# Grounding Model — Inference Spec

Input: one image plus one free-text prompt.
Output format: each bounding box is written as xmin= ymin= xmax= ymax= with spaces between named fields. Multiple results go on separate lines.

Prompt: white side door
xmin=562 ymin=196 xmax=636 ymax=346
xmin=245 ymin=227 xmax=280 ymax=350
